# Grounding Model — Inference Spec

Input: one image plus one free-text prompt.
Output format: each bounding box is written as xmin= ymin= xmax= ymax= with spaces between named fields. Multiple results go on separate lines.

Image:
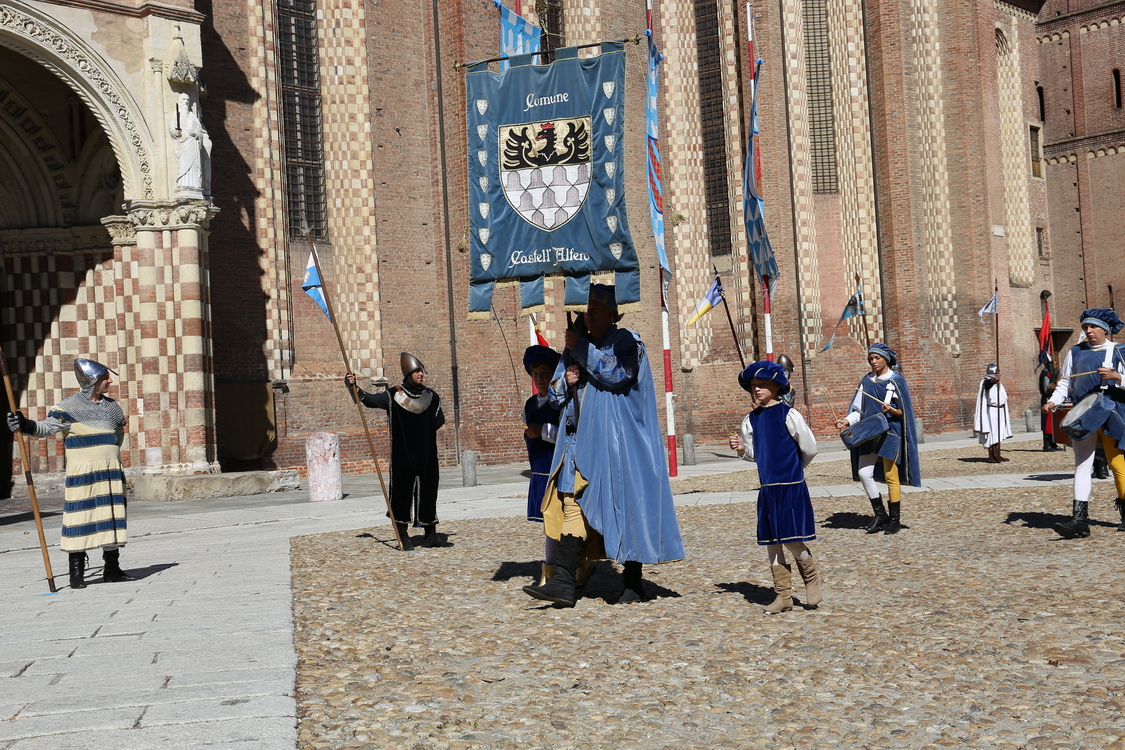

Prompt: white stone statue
xmin=168 ymin=92 xmax=212 ymax=197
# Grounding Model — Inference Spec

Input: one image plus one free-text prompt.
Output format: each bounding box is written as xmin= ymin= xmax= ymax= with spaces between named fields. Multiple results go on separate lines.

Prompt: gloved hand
xmin=7 ymin=411 xmax=33 ymax=435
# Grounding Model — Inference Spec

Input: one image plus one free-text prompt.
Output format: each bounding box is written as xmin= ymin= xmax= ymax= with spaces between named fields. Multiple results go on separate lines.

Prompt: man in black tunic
xmin=346 ymin=353 xmax=445 ymax=550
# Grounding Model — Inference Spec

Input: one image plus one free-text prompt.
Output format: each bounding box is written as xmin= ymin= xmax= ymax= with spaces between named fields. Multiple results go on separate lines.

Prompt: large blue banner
xmin=465 ymin=43 xmax=639 ymax=318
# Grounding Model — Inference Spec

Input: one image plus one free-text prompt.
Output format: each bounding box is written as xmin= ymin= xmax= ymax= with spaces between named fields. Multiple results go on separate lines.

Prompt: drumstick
xmin=1066 ymin=370 xmax=1108 ymax=379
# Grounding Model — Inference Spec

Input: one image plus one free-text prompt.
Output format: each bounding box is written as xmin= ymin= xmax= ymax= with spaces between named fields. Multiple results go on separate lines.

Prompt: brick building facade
xmin=2 ymin=0 xmax=1122 ymax=483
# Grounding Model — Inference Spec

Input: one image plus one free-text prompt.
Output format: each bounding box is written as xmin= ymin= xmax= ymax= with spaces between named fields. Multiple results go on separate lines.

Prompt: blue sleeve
xmin=570 ymin=332 xmax=639 ymax=391
xmin=547 ymin=358 xmax=569 ymax=408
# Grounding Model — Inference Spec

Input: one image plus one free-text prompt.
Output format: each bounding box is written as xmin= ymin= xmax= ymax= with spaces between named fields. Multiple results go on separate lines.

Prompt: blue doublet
xmin=1067 ymin=343 xmax=1125 ymax=445
xmin=748 ymin=403 xmax=816 ymax=545
xmin=523 ymin=394 xmax=560 ymax=521
xmin=853 ymin=372 xmax=922 ymax=488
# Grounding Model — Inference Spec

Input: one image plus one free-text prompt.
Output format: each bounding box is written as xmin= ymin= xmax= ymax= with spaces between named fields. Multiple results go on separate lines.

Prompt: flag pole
xmin=660 ymin=269 xmax=678 ymax=476
xmin=0 ymin=352 xmax=56 ymax=592
xmin=855 ymin=272 xmax=872 ymax=350
xmin=994 ymin=279 xmax=1000 ymax=369
xmin=301 ymin=228 xmax=406 ymax=551
xmin=716 ymin=268 xmax=747 ymax=369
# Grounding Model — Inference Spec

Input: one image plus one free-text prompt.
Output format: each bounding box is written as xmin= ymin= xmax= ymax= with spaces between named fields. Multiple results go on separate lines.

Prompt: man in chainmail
xmin=346 ymin=353 xmax=446 ymax=550
xmin=8 ymin=358 xmax=133 ymax=590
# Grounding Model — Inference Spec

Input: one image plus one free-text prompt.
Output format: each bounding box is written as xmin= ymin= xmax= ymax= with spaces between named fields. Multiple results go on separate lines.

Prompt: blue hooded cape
xmin=546 ymin=326 xmax=684 ymax=564
xmin=852 ymin=371 xmax=922 ymax=488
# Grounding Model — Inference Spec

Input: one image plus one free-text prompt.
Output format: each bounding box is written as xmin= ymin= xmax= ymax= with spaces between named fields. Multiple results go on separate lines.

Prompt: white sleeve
xmin=739 ymin=414 xmax=755 ymax=462
xmin=786 ymin=409 xmax=819 ymax=467
xmin=1048 ymin=350 xmax=1076 ymax=407
xmin=845 ymin=386 xmax=863 ymax=426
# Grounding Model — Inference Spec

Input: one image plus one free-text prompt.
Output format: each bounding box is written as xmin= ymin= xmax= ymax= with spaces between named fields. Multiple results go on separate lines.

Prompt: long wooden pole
xmin=0 ymin=352 xmax=56 ymax=592
xmin=855 ymin=272 xmax=872 ymax=350
xmin=301 ymin=229 xmax=406 ymax=551
xmin=994 ymin=279 xmax=1001 ymax=369
xmin=715 ymin=269 xmax=747 ymax=369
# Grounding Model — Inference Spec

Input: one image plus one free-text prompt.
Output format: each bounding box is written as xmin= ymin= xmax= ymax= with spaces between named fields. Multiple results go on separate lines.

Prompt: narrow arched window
xmin=1114 ymin=69 xmax=1122 ymax=109
xmin=1037 ymin=85 xmax=1045 ymax=121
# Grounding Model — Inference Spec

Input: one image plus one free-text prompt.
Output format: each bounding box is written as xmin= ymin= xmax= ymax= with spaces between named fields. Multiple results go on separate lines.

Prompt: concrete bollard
xmin=306 ymin=432 xmax=342 ymax=502
xmin=462 ymin=449 xmax=478 ymax=487
xmin=1024 ymin=409 xmax=1035 ymax=432
xmin=682 ymin=433 xmax=697 ymax=466
xmin=914 ymin=417 xmax=925 ymax=444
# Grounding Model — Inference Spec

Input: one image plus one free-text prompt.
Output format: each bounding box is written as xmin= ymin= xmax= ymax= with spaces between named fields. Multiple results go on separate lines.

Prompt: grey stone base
xmin=132 ymin=470 xmax=301 ymax=502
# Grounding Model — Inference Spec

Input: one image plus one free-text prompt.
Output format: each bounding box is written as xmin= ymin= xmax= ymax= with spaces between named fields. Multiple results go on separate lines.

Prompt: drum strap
xmin=1100 ymin=346 xmax=1115 ymax=392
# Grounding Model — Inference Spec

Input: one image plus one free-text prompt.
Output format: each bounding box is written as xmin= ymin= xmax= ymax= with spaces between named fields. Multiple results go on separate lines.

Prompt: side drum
xmin=1059 ymin=392 xmax=1114 ymax=441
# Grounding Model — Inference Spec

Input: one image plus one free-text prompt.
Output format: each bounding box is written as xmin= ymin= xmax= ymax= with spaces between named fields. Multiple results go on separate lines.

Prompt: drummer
xmin=834 ymin=343 xmax=922 ymax=535
xmin=1043 ymin=308 xmax=1125 ymax=538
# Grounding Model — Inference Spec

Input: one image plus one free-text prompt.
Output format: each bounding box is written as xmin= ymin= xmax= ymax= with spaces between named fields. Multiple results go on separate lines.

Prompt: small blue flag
xmin=819 ymin=288 xmax=865 ymax=352
xmin=498 ymin=4 xmax=540 ymax=71
xmin=744 ymin=61 xmax=779 ymax=294
xmin=302 ymin=250 xmax=331 ymax=320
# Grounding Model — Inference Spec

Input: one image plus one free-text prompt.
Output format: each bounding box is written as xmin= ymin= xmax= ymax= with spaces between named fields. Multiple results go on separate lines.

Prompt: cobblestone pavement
xmin=291 ymin=483 xmax=1125 ymax=750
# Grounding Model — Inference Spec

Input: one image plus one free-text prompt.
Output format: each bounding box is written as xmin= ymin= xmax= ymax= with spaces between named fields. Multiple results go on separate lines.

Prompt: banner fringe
xmin=520 ymin=304 xmax=545 ymax=317
xmin=467 ymin=311 xmax=492 ymax=321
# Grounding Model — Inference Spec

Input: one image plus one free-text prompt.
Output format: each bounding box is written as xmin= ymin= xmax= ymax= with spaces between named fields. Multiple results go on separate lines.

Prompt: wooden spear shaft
xmin=714 ymin=270 xmax=747 ymax=369
xmin=301 ymin=229 xmax=406 ymax=551
xmin=0 ymin=351 xmax=56 ymax=592
xmin=855 ymin=272 xmax=872 ymax=350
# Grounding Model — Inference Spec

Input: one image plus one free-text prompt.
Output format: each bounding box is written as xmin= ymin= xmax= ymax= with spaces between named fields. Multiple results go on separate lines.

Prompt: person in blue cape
xmin=728 ymin=360 xmax=822 ymax=614
xmin=834 ymin=342 xmax=921 ymax=535
xmin=522 ymin=284 xmax=684 ymax=607
xmin=1043 ymin=308 xmax=1125 ymax=538
xmin=521 ymin=344 xmax=563 ymax=585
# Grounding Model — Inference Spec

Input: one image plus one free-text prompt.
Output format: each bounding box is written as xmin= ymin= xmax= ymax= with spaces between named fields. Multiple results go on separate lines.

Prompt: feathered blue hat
xmin=867 ymin=342 xmax=898 ymax=367
xmin=523 ymin=345 xmax=560 ymax=375
xmin=1081 ymin=308 xmax=1124 ymax=335
xmin=738 ymin=360 xmax=791 ymax=396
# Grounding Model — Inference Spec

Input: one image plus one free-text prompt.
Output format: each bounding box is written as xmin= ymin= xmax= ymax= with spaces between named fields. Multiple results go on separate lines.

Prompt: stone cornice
xmin=0 ymin=224 xmax=113 ymax=256
xmin=126 ymin=198 xmax=220 ymax=231
xmin=36 ymin=0 xmax=204 ymax=24
xmin=1036 ymin=0 xmax=1125 ymax=36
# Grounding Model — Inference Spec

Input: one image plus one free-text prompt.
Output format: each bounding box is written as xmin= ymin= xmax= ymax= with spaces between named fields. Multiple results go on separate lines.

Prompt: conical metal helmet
xmin=776 ymin=354 xmax=794 ymax=377
xmin=73 ymin=358 xmax=118 ymax=389
xmin=400 ymin=352 xmax=425 ymax=378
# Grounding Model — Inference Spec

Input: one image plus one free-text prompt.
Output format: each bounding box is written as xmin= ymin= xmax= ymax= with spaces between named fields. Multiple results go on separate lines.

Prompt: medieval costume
xmin=522 ymin=284 xmax=684 ymax=607
xmin=974 ymin=363 xmax=1013 ymax=463
xmin=1039 ymin=364 xmax=1063 ymax=451
xmin=1045 ymin=309 xmax=1125 ymax=538
xmin=349 ymin=352 xmax=445 ymax=550
xmin=841 ymin=343 xmax=922 ymax=535
xmin=734 ymin=360 xmax=822 ymax=614
xmin=8 ymin=358 xmax=132 ymax=590
xmin=522 ymin=345 xmax=562 ymax=585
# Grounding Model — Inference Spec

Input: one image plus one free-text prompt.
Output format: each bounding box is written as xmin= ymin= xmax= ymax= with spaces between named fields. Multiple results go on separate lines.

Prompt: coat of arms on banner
xmin=500 ymin=117 xmax=591 ymax=230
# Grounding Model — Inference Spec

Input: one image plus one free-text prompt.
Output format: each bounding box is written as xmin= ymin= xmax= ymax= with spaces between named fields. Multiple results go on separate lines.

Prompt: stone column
xmin=126 ymin=198 xmax=219 ymax=474
xmin=102 ymin=215 xmax=143 ymax=469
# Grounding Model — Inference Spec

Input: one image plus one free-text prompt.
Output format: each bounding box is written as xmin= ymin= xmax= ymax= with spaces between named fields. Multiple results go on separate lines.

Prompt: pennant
xmin=645 ymin=35 xmax=670 ymax=274
xmin=819 ymin=288 xmax=865 ymax=352
xmin=1037 ymin=300 xmax=1052 ymax=368
xmin=978 ymin=292 xmax=998 ymax=322
xmin=497 ymin=4 xmax=541 ymax=71
xmin=744 ymin=61 xmax=779 ymax=294
xmin=302 ymin=250 xmax=331 ymax=320
xmin=684 ymin=278 xmax=724 ymax=331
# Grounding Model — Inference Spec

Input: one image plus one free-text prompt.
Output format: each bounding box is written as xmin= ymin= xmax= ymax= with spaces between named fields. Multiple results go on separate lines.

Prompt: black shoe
xmin=1116 ymin=499 xmax=1125 ymax=532
xmin=884 ymin=501 xmax=901 ymax=535
xmin=69 ymin=552 xmax=87 ymax=590
xmin=1094 ymin=459 xmax=1110 ymax=480
xmin=617 ymin=561 xmax=645 ymax=604
xmin=866 ymin=496 xmax=889 ymax=534
xmin=395 ymin=522 xmax=414 ymax=551
xmin=102 ymin=549 xmax=136 ymax=583
xmin=523 ymin=535 xmax=583 ymax=606
xmin=1043 ymin=436 xmax=1062 ymax=452
xmin=422 ymin=524 xmax=442 ymax=548
xmin=1053 ymin=500 xmax=1090 ymax=539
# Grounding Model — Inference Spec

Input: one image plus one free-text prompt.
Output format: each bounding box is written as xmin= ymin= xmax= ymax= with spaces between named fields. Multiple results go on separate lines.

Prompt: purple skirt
xmin=756 ymin=482 xmax=816 ymax=545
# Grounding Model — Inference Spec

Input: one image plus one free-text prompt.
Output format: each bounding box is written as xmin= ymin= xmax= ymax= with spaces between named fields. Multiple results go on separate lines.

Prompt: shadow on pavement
xmin=714 ymin=581 xmax=774 ymax=605
xmin=1004 ymin=511 xmax=1118 ymax=529
xmin=109 ymin=561 xmax=179 ymax=580
xmin=0 ymin=509 xmax=62 ymax=527
xmin=1025 ymin=474 xmax=1074 ymax=482
xmin=492 ymin=560 xmax=540 ymax=582
xmin=820 ymin=511 xmax=871 ymax=530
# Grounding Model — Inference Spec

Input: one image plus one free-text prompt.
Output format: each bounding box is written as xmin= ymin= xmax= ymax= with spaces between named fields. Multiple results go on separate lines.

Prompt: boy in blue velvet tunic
xmin=522 ymin=345 xmax=562 ymax=585
xmin=728 ymin=360 xmax=823 ymax=614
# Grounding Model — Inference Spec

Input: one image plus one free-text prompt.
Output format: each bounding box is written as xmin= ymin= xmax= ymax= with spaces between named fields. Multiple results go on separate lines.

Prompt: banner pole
xmin=0 ymin=352 xmax=56 ymax=592
xmin=660 ymin=269 xmax=678 ymax=477
xmin=302 ymin=229 xmax=406 ymax=551
xmin=716 ymin=269 xmax=747 ymax=369
xmin=855 ymin=272 xmax=872 ymax=350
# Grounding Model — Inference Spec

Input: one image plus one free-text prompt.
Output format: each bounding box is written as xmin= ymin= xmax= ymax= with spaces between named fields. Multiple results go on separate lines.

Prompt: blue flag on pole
xmin=497 ymin=3 xmax=540 ymax=71
xmin=818 ymin=288 xmax=864 ymax=352
xmin=744 ymin=62 xmax=779 ymax=294
xmin=302 ymin=250 xmax=330 ymax=320
xmin=645 ymin=35 xmax=670 ymax=275
xmin=684 ymin=278 xmax=724 ymax=331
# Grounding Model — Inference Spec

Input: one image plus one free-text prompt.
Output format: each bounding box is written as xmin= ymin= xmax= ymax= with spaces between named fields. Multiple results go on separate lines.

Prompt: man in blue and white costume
xmin=1043 ymin=308 xmax=1125 ymax=538
xmin=522 ymin=284 xmax=684 ymax=607
xmin=834 ymin=342 xmax=921 ymax=535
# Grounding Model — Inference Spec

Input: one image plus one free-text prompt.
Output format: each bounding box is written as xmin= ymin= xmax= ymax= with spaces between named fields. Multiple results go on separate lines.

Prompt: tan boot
xmin=537 ymin=563 xmax=554 ymax=587
xmin=764 ymin=564 xmax=793 ymax=614
xmin=794 ymin=554 xmax=822 ymax=608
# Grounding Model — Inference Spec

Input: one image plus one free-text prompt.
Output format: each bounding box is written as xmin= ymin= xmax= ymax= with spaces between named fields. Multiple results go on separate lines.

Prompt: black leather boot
xmin=618 ymin=561 xmax=646 ymax=604
xmin=395 ymin=522 xmax=414 ymax=551
xmin=1116 ymin=498 xmax=1125 ymax=532
xmin=102 ymin=549 xmax=135 ymax=583
xmin=523 ymin=534 xmax=583 ymax=606
xmin=884 ymin=501 xmax=901 ymax=535
xmin=1094 ymin=451 xmax=1110 ymax=480
xmin=422 ymin=524 xmax=441 ymax=548
xmin=866 ymin=496 xmax=889 ymax=534
xmin=1053 ymin=499 xmax=1090 ymax=539
xmin=69 ymin=551 xmax=87 ymax=590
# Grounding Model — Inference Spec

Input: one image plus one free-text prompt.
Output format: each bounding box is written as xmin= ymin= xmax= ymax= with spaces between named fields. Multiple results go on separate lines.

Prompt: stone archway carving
xmin=0 ymin=1 xmax=154 ymax=200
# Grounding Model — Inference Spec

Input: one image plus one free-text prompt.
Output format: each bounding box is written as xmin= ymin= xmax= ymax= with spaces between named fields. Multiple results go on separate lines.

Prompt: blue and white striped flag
xmin=819 ymin=288 xmax=865 ymax=352
xmin=302 ymin=250 xmax=330 ymax=320
xmin=497 ymin=3 xmax=540 ymax=71
xmin=645 ymin=35 xmax=670 ymax=275
xmin=744 ymin=61 xmax=779 ymax=295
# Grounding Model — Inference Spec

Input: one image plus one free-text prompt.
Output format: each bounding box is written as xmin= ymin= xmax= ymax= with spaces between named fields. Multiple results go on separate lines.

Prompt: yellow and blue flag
xmin=302 ymin=251 xmax=330 ymax=320
xmin=684 ymin=278 xmax=724 ymax=331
